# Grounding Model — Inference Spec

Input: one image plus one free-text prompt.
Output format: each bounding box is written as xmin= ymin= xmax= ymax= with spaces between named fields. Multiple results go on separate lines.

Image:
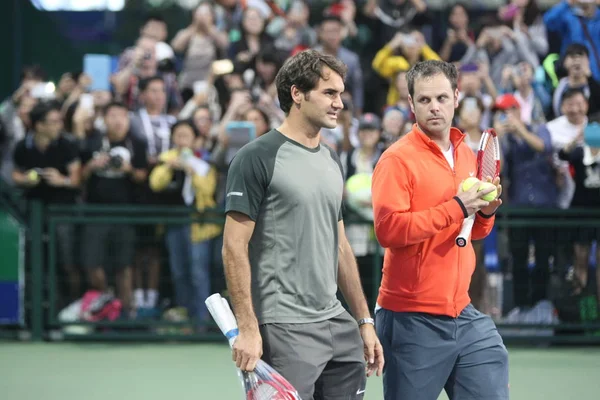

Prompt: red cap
xmin=493 ymin=94 xmax=520 ymax=111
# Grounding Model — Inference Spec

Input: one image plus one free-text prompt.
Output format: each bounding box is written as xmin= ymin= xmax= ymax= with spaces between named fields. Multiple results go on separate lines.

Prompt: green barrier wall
xmin=0 ymin=208 xmax=25 ymax=325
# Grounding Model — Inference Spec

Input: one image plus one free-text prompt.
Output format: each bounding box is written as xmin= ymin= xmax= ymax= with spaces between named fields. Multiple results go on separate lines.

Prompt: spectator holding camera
xmin=0 ymin=65 xmax=45 ymax=184
xmin=494 ymin=94 xmax=558 ymax=314
xmin=558 ymin=112 xmax=600 ymax=298
xmin=315 ymin=15 xmax=363 ymax=115
xmin=438 ymin=3 xmax=475 ymax=63
xmin=380 ymin=108 xmax=409 ymax=150
xmin=457 ymin=63 xmax=497 ymax=130
xmin=499 ymin=62 xmax=549 ymax=128
xmin=546 ymin=89 xmax=590 ymax=211
xmin=228 ymin=7 xmax=274 ymax=73
xmin=149 ymin=120 xmax=221 ymax=327
xmin=80 ymin=102 xmax=148 ymax=317
xmin=372 ymin=30 xmax=440 ymax=109
xmin=129 ymin=76 xmax=176 ymax=314
xmin=498 ymin=0 xmax=549 ymax=59
xmin=112 ymin=35 xmax=182 ymax=114
xmin=463 ymin=18 xmax=540 ymax=85
xmin=552 ymin=43 xmax=600 ymax=118
xmin=544 ymin=0 xmax=600 ymax=82
xmin=171 ymin=2 xmax=229 ymax=96
xmin=12 ymin=100 xmax=82 ymax=303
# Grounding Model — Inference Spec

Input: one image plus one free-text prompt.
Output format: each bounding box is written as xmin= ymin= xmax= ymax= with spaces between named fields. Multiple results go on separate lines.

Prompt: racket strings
xmin=251 ymin=382 xmax=281 ymax=400
xmin=245 ymin=366 xmax=301 ymax=400
xmin=479 ymin=139 xmax=499 ymax=179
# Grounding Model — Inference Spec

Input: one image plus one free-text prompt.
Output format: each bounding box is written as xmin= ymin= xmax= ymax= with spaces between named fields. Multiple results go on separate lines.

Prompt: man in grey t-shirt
xmin=222 ymin=50 xmax=383 ymax=400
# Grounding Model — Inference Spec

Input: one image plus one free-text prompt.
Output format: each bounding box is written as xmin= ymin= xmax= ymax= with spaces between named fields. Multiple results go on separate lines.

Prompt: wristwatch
xmin=357 ymin=318 xmax=375 ymax=327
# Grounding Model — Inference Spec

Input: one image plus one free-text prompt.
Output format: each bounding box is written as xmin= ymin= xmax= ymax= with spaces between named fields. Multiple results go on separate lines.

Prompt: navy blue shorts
xmin=376 ymin=304 xmax=509 ymax=400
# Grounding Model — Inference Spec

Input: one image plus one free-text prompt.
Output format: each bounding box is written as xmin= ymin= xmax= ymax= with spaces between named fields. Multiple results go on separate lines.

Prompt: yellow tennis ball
xmin=479 ymin=182 xmax=498 ymax=201
xmin=461 ymin=177 xmax=481 ymax=192
xmin=28 ymin=170 xmax=39 ymax=182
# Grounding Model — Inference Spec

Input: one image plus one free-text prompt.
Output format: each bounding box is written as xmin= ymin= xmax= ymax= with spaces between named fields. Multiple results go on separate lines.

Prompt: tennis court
xmin=1 ymin=342 xmax=599 ymax=399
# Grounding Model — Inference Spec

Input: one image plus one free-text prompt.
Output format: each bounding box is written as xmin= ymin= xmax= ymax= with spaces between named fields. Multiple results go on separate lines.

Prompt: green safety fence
xmin=40 ymin=203 xmax=383 ymax=343
xmin=3 ymin=200 xmax=600 ymax=344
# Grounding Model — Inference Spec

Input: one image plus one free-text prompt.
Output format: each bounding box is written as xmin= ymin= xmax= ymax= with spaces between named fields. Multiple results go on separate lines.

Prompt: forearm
xmin=337 ymin=240 xmax=371 ymax=320
xmin=482 ymin=76 xmax=498 ymax=100
xmin=374 ymin=198 xmax=465 ymax=248
xmin=209 ymin=27 xmax=229 ymax=50
xmin=514 ymin=32 xmax=539 ymax=68
xmin=66 ymin=165 xmax=81 ymax=188
xmin=111 ymin=66 xmax=135 ymax=96
xmin=12 ymin=170 xmax=31 ymax=186
xmin=223 ymin=241 xmax=258 ymax=330
xmin=520 ymin=129 xmax=545 ymax=152
xmin=171 ymin=28 xmax=195 ymax=53
xmin=410 ymin=0 xmax=427 ymax=13
xmin=439 ymin=41 xmax=454 ymax=62
xmin=131 ymin=168 xmax=147 ymax=184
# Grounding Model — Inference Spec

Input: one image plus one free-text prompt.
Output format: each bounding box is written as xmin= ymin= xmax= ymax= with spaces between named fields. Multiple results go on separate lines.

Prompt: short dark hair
xmin=30 ymin=100 xmax=61 ymax=132
xmin=244 ymin=106 xmax=271 ymax=128
xmin=193 ymin=104 xmax=213 ymax=120
xmin=20 ymin=65 xmax=46 ymax=82
xmin=171 ymin=119 xmax=199 ymax=138
xmin=275 ymin=49 xmax=347 ymax=114
xmin=406 ymin=60 xmax=458 ymax=98
xmin=139 ymin=76 xmax=164 ymax=92
xmin=565 ymin=43 xmax=589 ymax=59
xmin=103 ymin=101 xmax=129 ymax=115
xmin=143 ymin=14 xmax=166 ymax=26
xmin=561 ymin=87 xmax=587 ymax=105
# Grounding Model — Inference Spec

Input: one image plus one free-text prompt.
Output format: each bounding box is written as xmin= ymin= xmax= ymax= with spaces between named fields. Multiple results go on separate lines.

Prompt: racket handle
xmin=456 ymin=215 xmax=476 ymax=247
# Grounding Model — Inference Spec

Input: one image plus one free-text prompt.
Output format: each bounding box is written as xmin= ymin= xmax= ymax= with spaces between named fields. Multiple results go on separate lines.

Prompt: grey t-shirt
xmin=225 ymin=129 xmax=345 ymax=324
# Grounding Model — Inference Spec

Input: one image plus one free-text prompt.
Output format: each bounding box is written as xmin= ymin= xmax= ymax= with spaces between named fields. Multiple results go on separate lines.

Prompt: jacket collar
xmin=408 ymin=123 xmax=466 ymax=152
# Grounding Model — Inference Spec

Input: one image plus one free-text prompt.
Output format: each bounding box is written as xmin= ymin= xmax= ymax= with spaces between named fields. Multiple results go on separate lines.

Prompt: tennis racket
xmin=455 ymin=128 xmax=501 ymax=247
xmin=205 ymin=294 xmax=302 ymax=400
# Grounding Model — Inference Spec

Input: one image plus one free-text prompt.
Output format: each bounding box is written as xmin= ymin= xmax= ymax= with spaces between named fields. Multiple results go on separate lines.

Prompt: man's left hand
xmin=480 ymin=176 xmax=503 ymax=216
xmin=42 ymin=168 xmax=67 ymax=187
xmin=360 ymin=324 xmax=384 ymax=377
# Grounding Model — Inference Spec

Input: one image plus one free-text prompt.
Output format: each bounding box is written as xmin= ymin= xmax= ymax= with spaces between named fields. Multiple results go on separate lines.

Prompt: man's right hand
xmin=456 ymin=179 xmax=496 ymax=216
xmin=232 ymin=327 xmax=263 ymax=372
xmin=90 ymin=153 xmax=110 ymax=171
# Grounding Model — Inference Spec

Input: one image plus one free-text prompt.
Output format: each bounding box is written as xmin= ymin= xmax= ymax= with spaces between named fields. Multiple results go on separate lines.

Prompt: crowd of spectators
xmin=0 ymin=0 xmax=599 ymax=328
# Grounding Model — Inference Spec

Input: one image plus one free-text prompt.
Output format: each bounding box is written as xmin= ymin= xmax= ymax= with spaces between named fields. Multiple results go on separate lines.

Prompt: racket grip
xmin=456 ymin=215 xmax=475 ymax=247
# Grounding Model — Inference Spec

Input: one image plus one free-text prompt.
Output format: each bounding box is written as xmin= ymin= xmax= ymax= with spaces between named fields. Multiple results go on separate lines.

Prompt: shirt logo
xmin=469 ymin=171 xmax=475 ymax=177
xmin=356 ymin=389 xmax=366 ymax=395
xmin=227 ymin=191 xmax=244 ymax=197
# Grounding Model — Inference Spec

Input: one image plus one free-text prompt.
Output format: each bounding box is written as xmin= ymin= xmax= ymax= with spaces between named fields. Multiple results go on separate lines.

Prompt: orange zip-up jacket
xmin=371 ymin=125 xmax=496 ymax=317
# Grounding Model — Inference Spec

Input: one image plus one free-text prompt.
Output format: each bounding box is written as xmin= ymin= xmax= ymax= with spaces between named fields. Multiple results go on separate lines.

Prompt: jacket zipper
xmin=430 ymin=142 xmax=463 ymax=316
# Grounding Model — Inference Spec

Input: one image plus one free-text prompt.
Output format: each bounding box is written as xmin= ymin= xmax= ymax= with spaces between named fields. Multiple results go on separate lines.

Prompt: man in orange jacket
xmin=371 ymin=60 xmax=508 ymax=400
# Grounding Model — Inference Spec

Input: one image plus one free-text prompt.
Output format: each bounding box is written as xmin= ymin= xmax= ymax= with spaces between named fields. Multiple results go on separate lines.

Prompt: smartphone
xmin=225 ymin=121 xmax=256 ymax=163
xmin=212 ymin=59 xmax=234 ymax=76
xmin=80 ymin=93 xmax=94 ymax=112
xmin=193 ymin=81 xmax=209 ymax=96
xmin=584 ymin=122 xmax=600 ymax=147
xmin=463 ymin=97 xmax=478 ymax=112
xmin=500 ymin=4 xmax=519 ymax=21
xmin=402 ymin=35 xmax=418 ymax=47
xmin=31 ymin=82 xmax=55 ymax=99
xmin=83 ymin=54 xmax=112 ymax=91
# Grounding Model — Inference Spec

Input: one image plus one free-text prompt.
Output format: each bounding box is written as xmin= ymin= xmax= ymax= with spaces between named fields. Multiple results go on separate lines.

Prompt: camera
xmin=108 ymin=154 xmax=123 ymax=169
